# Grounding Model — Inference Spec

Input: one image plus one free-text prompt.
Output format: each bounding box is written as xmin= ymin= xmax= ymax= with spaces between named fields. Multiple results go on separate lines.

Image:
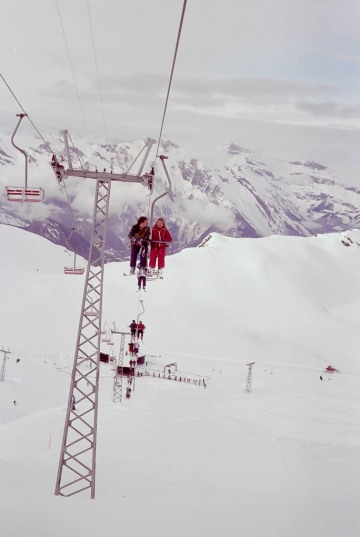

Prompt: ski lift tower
xmin=51 ymin=131 xmax=155 ymax=499
xmin=0 ymin=348 xmax=11 ymax=382
xmin=245 ymin=362 xmax=255 ymax=394
xmin=111 ymin=326 xmax=131 ymax=403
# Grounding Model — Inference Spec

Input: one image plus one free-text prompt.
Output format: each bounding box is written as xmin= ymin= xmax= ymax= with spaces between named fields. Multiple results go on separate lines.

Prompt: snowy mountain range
xmin=1 ymin=135 xmax=360 ymax=263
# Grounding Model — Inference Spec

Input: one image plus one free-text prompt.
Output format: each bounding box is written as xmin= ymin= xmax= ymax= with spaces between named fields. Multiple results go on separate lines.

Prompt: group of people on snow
xmin=128 ymin=216 xmax=172 ymax=284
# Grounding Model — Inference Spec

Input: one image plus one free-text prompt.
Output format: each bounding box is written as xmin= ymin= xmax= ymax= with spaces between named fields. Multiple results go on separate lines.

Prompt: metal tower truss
xmin=111 ymin=330 xmax=130 ymax=403
xmin=53 ymin=133 xmax=156 ymax=500
xmin=245 ymin=362 xmax=256 ymax=394
xmin=0 ymin=348 xmax=11 ymax=382
xmin=55 ymin=178 xmax=111 ymax=498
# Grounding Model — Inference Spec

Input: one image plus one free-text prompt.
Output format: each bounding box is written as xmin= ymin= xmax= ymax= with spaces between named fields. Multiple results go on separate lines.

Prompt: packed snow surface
xmin=0 ymin=225 xmax=360 ymax=537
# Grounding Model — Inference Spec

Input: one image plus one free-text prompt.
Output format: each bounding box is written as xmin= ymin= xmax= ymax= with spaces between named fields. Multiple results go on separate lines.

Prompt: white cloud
xmin=1 ymin=0 xmax=360 ymax=184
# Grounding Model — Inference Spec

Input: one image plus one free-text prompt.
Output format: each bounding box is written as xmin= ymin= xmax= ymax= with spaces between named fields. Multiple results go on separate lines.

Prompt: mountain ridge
xmin=1 ymin=136 xmax=359 ymax=263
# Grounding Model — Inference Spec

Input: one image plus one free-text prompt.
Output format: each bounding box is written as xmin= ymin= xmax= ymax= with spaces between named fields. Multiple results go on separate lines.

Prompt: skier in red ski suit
xmin=148 ymin=218 xmax=172 ymax=275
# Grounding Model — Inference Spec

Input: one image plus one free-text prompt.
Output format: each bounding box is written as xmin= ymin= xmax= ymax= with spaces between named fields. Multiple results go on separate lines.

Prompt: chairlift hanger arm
xmin=6 ymin=114 xmax=44 ymax=202
xmin=149 ymin=155 xmax=172 ymax=227
xmin=11 ymin=114 xmax=28 ymax=187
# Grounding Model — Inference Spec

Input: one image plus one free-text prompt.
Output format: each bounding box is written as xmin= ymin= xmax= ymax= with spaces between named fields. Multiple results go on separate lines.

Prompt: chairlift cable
xmin=155 ymin=0 xmax=188 ymax=159
xmin=61 ymin=178 xmax=87 ymax=261
xmin=68 ymin=132 xmax=85 ymax=170
xmin=0 ymin=73 xmax=55 ymax=154
xmin=0 ymin=76 xmax=85 ymax=255
xmin=55 ymin=0 xmax=90 ymax=140
xmin=86 ymin=0 xmax=108 ymax=143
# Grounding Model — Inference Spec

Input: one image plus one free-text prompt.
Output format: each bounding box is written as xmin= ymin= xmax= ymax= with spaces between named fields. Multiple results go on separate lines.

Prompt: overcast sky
xmin=1 ymin=0 xmax=360 ymax=182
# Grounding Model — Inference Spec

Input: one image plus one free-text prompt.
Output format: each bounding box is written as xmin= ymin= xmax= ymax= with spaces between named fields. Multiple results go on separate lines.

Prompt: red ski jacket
xmin=150 ymin=226 xmax=172 ymax=249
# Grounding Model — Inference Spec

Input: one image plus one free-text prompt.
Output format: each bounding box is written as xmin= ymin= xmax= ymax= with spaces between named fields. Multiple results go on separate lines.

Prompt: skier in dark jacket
xmin=129 ymin=320 xmax=137 ymax=339
xmin=148 ymin=218 xmax=172 ymax=277
xmin=128 ymin=216 xmax=150 ymax=274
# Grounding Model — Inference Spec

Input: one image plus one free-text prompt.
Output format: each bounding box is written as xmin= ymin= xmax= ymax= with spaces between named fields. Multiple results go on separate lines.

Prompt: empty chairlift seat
xmin=5 ymin=186 xmax=45 ymax=202
xmin=64 ymin=266 xmax=85 ymax=275
xmin=6 ymin=114 xmax=46 ymax=203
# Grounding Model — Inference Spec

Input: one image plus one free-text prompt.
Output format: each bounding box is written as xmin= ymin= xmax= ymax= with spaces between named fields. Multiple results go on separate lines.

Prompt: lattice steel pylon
xmin=245 ymin=362 xmax=255 ymax=394
xmin=53 ymin=132 xmax=155 ymax=499
xmin=111 ymin=330 xmax=131 ymax=403
xmin=0 ymin=348 xmax=11 ymax=382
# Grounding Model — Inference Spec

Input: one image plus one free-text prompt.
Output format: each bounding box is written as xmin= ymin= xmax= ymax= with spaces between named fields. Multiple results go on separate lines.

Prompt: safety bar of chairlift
xmin=6 ymin=114 xmax=45 ymax=202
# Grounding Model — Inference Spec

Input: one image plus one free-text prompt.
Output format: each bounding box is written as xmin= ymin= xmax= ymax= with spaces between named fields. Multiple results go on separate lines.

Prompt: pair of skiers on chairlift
xmin=128 ymin=216 xmax=172 ymax=284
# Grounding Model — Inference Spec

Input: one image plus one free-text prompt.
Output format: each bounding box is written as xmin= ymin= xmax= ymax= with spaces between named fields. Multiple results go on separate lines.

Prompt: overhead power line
xmin=1 ymin=72 xmax=86 ymax=258
xmin=86 ymin=0 xmax=108 ymax=143
xmin=0 ymin=73 xmax=54 ymax=154
xmin=55 ymin=0 xmax=90 ymax=139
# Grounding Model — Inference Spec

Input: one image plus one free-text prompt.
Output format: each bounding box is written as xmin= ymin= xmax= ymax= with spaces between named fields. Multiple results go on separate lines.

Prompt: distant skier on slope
xmin=148 ymin=218 xmax=172 ymax=278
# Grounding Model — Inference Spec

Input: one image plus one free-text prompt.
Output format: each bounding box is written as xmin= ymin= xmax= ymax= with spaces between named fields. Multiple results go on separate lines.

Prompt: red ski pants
xmin=149 ymin=246 xmax=166 ymax=269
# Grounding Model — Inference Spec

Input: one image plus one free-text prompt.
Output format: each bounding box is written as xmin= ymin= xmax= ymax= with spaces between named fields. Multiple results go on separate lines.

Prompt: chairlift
xmin=98 ymin=323 xmax=108 ymax=337
xmin=102 ymin=330 xmax=111 ymax=343
xmin=84 ymin=299 xmax=98 ymax=318
xmin=146 ymin=269 xmax=159 ymax=280
xmin=149 ymin=155 xmax=172 ymax=228
xmin=64 ymin=228 xmax=85 ymax=275
xmin=96 ymin=326 xmax=106 ymax=336
xmin=64 ymin=253 xmax=85 ymax=275
xmin=5 ymin=114 xmax=45 ymax=202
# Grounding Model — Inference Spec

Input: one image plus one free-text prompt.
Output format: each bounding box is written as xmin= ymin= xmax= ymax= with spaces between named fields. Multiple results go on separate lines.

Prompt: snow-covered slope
xmin=0 ymin=225 xmax=360 ymax=537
